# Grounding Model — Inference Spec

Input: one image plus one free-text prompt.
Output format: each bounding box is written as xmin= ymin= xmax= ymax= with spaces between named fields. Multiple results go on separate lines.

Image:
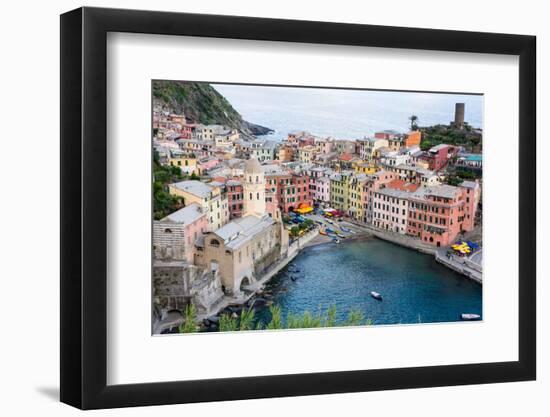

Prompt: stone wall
xmin=153 ymin=221 xmax=186 ymax=261
xmin=152 ymin=261 xmax=224 ymax=315
xmin=253 ymin=243 xmax=282 ymax=277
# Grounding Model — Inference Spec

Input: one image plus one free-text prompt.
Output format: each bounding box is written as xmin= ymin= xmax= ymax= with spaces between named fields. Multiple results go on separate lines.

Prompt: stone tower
xmin=243 ymin=157 xmax=266 ymax=217
xmin=454 ymin=102 xmax=465 ymax=129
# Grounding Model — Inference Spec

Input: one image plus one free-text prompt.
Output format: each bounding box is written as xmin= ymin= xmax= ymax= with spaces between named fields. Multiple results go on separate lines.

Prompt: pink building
xmin=419 ymin=144 xmax=459 ymax=172
xmin=197 ymin=156 xmax=220 ymax=175
xmin=315 ymin=138 xmax=334 ymax=154
xmin=460 ymin=180 xmax=481 ymax=231
xmin=374 ymin=130 xmax=399 ymax=140
xmin=226 ymin=179 xmax=244 ymax=219
xmin=154 ymin=203 xmax=208 ymax=263
xmin=407 ymin=185 xmax=467 ymax=247
xmin=314 ymin=177 xmax=331 ymax=205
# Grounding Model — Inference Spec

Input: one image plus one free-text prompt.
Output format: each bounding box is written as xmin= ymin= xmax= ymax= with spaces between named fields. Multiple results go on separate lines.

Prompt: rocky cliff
xmin=153 ymin=80 xmax=272 ymax=139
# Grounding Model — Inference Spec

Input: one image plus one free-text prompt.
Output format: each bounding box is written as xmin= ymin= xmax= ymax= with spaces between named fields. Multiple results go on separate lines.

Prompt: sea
xmin=212 ymin=83 xmax=483 ymax=141
xmin=256 ymin=238 xmax=482 ymax=327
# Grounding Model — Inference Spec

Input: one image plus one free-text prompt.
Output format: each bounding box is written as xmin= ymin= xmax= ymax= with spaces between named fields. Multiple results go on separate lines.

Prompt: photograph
xmin=151 ymin=81 xmax=484 ymax=334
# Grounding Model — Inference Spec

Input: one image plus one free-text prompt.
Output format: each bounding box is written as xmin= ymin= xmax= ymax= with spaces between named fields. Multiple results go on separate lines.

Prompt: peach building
xmin=407 ymin=184 xmax=467 ymax=247
xmin=361 ymin=170 xmax=398 ymax=224
xmin=460 ymin=180 xmax=481 ymax=231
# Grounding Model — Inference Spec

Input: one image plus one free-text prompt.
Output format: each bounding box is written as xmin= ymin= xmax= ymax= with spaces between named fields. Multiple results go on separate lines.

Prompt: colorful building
xmin=419 ymin=144 xmax=459 ymax=171
xmin=362 ymin=170 xmax=399 ymax=224
xmin=297 ymin=145 xmax=317 ymax=164
xmin=460 ymin=180 xmax=481 ymax=231
xmin=348 ymin=174 xmax=368 ymax=220
xmin=167 ymin=149 xmax=198 ymax=175
xmin=358 ymin=137 xmax=389 ymax=161
xmin=372 ymin=188 xmax=411 ymax=234
xmin=329 ymin=171 xmax=353 ymax=212
xmin=168 ymin=180 xmax=229 ymax=231
xmin=407 ymin=184 xmax=467 ymax=247
xmin=266 ymin=171 xmax=312 ymax=213
xmin=226 ymin=179 xmax=244 ymax=219
xmin=153 ymin=203 xmax=208 ymax=263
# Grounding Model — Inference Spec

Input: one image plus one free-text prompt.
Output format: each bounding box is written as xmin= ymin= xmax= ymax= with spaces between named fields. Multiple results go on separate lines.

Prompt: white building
xmin=372 ymin=188 xmax=410 ymax=234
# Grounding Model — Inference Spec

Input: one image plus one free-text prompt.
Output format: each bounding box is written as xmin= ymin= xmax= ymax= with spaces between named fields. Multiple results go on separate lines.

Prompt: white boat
xmin=370 ymin=291 xmax=383 ymax=301
xmin=460 ymin=313 xmax=481 ymax=321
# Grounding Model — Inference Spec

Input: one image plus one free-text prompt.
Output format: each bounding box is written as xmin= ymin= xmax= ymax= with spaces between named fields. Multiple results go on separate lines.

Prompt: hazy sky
xmin=212 ymin=83 xmax=483 ymax=140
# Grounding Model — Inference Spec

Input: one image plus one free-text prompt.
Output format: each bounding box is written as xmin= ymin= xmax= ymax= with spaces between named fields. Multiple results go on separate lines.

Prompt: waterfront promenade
xmin=435 ymin=247 xmax=482 ymax=283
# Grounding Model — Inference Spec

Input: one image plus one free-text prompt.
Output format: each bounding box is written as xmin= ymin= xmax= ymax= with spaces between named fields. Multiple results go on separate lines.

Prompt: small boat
xmin=320 ymin=230 xmax=327 ymax=236
xmin=370 ymin=291 xmax=383 ymax=301
xmin=460 ymin=313 xmax=481 ymax=321
xmin=333 ymin=238 xmax=341 ymax=244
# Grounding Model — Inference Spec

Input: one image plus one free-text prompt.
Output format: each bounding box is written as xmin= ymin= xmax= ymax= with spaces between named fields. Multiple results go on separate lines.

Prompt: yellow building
xmin=168 ymin=150 xmax=198 ymax=175
xmin=168 ymin=180 xmax=229 ymax=231
xmin=277 ymin=145 xmax=294 ymax=162
xmin=329 ymin=171 xmax=352 ymax=211
xmin=348 ymin=174 xmax=368 ymax=220
xmin=297 ymin=145 xmax=316 ymax=163
xmin=354 ymin=161 xmax=378 ymax=175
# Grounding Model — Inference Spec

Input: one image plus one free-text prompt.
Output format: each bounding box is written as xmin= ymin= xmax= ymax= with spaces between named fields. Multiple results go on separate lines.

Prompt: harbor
xmin=254 ymin=234 xmax=482 ymax=327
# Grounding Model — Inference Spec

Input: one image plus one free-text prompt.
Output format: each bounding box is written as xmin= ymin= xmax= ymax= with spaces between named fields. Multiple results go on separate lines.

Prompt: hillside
xmin=419 ymin=123 xmax=482 ymax=153
xmin=152 ymin=80 xmax=272 ymax=139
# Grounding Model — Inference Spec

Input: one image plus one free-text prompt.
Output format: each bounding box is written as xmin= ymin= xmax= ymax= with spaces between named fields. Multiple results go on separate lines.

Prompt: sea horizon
xmin=212 ymin=83 xmax=483 ymax=141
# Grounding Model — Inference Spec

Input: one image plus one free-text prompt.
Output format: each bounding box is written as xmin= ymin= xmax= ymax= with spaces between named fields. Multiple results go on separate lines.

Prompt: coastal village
xmin=152 ymin=100 xmax=483 ymax=333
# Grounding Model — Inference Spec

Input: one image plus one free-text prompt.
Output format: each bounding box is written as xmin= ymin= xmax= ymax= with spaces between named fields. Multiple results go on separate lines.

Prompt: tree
xmin=409 ymin=114 xmax=419 ymax=131
xmin=178 ymin=304 xmax=198 ymax=333
xmin=444 ymin=175 xmax=463 ymax=187
xmin=302 ymin=218 xmax=314 ymax=229
xmin=190 ymin=172 xmax=200 ymax=180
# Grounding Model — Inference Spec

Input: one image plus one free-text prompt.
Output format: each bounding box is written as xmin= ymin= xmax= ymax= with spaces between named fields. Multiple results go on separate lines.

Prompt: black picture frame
xmin=60 ymin=6 xmax=536 ymax=410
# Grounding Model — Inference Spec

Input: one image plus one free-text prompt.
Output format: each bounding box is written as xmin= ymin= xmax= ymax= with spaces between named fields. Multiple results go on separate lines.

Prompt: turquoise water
xmin=213 ymin=84 xmax=483 ymax=141
xmin=257 ymin=238 xmax=482 ymax=326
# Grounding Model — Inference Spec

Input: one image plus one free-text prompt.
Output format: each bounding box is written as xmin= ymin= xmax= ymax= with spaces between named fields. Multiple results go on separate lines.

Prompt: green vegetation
xmin=289 ymin=226 xmax=300 ymax=237
xmin=153 ymin=154 xmax=185 ymax=220
xmin=178 ymin=304 xmax=198 ymax=333
xmin=152 ymin=80 xmax=271 ymax=138
xmin=181 ymin=304 xmax=373 ymax=333
xmin=444 ymin=175 xmax=464 ymax=187
xmin=419 ymin=123 xmax=482 ymax=152
xmin=444 ymin=167 xmax=481 ymax=186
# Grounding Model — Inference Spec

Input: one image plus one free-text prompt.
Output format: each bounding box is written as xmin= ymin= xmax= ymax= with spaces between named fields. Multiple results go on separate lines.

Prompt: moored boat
xmin=370 ymin=291 xmax=383 ymax=301
xmin=460 ymin=313 xmax=481 ymax=321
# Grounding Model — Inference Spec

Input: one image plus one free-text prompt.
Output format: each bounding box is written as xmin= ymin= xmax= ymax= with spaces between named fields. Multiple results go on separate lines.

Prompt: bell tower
xmin=243 ymin=158 xmax=266 ymax=217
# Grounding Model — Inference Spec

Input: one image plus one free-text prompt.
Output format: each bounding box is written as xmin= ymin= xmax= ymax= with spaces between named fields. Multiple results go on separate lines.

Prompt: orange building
xmin=404 ymin=131 xmax=422 ymax=148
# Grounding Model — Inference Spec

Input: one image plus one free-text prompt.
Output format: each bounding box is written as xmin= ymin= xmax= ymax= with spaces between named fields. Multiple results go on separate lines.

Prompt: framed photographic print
xmin=60 ymin=6 xmax=536 ymax=410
